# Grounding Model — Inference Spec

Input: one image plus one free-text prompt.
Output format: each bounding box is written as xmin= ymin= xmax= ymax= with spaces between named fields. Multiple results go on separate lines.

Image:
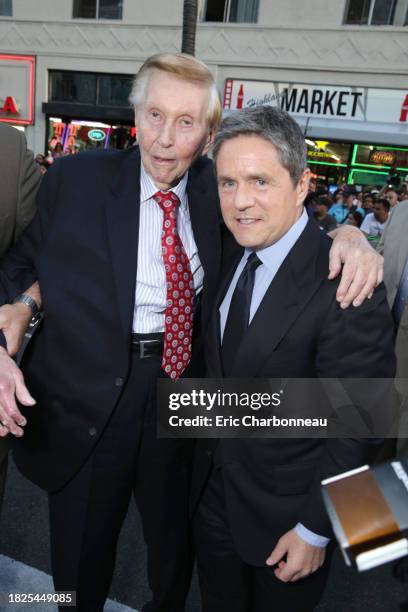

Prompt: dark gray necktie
xmin=222 ymin=252 xmax=262 ymax=376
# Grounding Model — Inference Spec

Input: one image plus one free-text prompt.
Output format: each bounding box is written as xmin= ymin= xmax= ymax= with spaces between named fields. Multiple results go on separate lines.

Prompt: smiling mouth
xmin=236 ymin=218 xmax=258 ymax=225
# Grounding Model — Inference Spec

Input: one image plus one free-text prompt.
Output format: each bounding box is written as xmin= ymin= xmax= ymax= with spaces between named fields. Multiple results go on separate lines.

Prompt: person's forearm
xmin=22 ymin=281 xmax=42 ymax=310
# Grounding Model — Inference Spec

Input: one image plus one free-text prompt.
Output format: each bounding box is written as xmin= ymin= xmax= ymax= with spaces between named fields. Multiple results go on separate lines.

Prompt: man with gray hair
xmin=191 ymin=105 xmax=396 ymax=611
xmin=0 ymin=57 xmax=385 ymax=610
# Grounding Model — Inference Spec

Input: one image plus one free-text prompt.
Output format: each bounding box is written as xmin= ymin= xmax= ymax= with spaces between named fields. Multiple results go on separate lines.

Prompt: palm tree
xmin=181 ymin=0 xmax=198 ymax=55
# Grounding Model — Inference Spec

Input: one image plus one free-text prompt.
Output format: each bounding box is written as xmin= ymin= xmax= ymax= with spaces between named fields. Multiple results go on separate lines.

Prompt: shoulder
xmin=46 ymin=146 xmax=139 ymax=183
xmin=0 ymin=123 xmax=23 ymax=146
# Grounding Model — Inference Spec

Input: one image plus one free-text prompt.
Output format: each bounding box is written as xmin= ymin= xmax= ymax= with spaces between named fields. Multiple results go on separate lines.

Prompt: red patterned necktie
xmin=153 ymin=191 xmax=194 ymax=380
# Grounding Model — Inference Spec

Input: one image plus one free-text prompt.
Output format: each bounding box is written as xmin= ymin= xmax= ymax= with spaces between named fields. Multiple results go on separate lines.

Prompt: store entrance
xmin=308 ymin=163 xmax=348 ymax=186
xmin=46 ymin=116 xmax=136 ymax=158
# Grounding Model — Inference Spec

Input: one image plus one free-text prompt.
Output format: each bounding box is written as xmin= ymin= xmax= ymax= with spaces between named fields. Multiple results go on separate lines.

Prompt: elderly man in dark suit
xmin=0 ymin=123 xmax=40 ymax=514
xmin=192 ymin=106 xmax=396 ymax=612
xmin=0 ymin=56 xmax=385 ymax=611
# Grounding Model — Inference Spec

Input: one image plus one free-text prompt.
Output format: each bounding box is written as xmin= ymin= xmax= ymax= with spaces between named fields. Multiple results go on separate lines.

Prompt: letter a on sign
xmin=1 ymin=96 xmax=18 ymax=114
xmin=400 ymin=94 xmax=408 ymax=123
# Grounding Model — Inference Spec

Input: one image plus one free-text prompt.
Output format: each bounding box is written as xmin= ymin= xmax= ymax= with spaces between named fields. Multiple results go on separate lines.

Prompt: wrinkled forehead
xmin=143 ymin=70 xmax=210 ymax=110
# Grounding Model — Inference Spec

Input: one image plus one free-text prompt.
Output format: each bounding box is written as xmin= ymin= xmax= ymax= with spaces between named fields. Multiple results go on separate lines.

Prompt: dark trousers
xmin=193 ymin=467 xmax=331 ymax=612
xmin=49 ymin=351 xmax=194 ymax=612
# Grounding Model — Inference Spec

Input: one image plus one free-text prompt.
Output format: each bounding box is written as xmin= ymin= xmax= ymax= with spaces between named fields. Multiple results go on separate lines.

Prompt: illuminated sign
xmin=369 ymin=151 xmax=396 ymax=166
xmin=224 ymin=80 xmax=408 ymax=127
xmin=88 ymin=128 xmax=106 ymax=142
xmin=1 ymin=96 xmax=19 ymax=114
xmin=0 ymin=54 xmax=35 ymax=125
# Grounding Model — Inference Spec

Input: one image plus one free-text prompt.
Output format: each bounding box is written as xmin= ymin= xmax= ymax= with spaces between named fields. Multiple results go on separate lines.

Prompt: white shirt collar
xmin=140 ymin=161 xmax=188 ymax=211
xmin=244 ymin=207 xmax=309 ymax=272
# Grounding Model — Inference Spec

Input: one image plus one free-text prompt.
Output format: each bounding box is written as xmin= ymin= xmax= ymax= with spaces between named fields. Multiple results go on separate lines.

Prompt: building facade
xmin=1 ymin=0 xmax=407 ymax=186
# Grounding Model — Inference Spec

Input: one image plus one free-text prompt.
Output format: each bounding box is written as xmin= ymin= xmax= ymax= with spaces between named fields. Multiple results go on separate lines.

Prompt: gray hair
xmin=129 ymin=53 xmax=222 ymax=131
xmin=213 ymin=105 xmax=307 ymax=185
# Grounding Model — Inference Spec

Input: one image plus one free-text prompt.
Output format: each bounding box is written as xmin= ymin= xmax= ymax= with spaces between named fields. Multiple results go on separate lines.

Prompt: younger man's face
xmin=216 ymin=134 xmax=309 ymax=251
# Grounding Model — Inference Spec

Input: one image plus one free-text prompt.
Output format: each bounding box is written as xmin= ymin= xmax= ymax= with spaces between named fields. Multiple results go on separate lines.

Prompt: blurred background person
xmin=0 ymin=123 xmax=41 ymax=517
xmin=385 ymin=188 xmax=400 ymax=209
xmin=362 ymin=193 xmax=376 ymax=213
xmin=314 ymin=196 xmax=337 ymax=233
xmin=347 ymin=210 xmax=364 ymax=228
xmin=361 ymin=198 xmax=390 ymax=238
xmin=330 ymin=190 xmax=365 ymax=225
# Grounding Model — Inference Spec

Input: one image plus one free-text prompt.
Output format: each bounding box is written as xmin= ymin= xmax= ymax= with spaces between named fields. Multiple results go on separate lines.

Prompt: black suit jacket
xmin=0 ymin=146 xmax=222 ymax=491
xmin=192 ymin=219 xmax=396 ymax=566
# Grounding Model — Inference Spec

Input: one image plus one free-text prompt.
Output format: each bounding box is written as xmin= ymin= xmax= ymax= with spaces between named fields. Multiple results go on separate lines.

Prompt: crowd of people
xmin=306 ymin=178 xmax=407 ymax=241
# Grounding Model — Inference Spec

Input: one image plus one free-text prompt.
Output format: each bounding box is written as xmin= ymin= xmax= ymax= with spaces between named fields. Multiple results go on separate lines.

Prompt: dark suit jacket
xmin=192 ymin=219 xmax=396 ymax=566
xmin=0 ymin=123 xmax=41 ymax=259
xmin=0 ymin=146 xmax=222 ymax=491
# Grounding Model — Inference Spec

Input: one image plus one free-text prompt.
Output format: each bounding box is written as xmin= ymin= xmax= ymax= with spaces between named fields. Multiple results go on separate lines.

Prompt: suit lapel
xmin=187 ymin=158 xmax=222 ymax=330
xmin=230 ymin=220 xmax=327 ymax=377
xmin=106 ymin=147 xmax=141 ymax=341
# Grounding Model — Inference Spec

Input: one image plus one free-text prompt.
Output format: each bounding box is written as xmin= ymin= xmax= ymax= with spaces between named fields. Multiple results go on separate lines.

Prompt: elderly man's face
xmin=216 ymin=135 xmax=309 ymax=251
xmin=135 ymin=70 xmax=213 ymax=190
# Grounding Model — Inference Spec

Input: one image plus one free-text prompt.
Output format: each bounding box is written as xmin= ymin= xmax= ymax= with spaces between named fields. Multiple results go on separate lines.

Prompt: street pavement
xmin=1 ymin=457 xmax=407 ymax=611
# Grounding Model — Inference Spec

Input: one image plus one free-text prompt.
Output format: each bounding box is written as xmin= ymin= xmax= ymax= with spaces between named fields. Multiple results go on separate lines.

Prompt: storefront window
xmin=47 ymin=117 xmax=135 ymax=157
xmin=0 ymin=0 xmax=12 ymax=16
xmin=306 ymin=140 xmax=349 ymax=184
xmin=306 ymin=140 xmax=351 ymax=166
xmin=98 ymin=75 xmax=133 ymax=107
xmin=50 ymin=72 xmax=97 ymax=105
xmin=49 ymin=71 xmax=133 ymax=107
xmin=352 ymin=144 xmax=408 ymax=169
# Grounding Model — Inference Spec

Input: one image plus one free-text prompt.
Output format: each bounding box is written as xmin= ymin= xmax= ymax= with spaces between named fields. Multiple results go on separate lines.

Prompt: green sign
xmin=88 ymin=128 xmax=105 ymax=142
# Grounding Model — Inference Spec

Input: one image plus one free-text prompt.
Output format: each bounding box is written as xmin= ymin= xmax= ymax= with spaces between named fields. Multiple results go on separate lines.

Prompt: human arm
xmin=0 ymin=282 xmax=41 ymax=355
xmin=266 ymin=528 xmax=326 ymax=582
xmin=0 ymin=346 xmax=36 ymax=438
xmin=327 ymin=225 xmax=383 ymax=308
xmin=298 ymin=283 xmax=396 ymax=538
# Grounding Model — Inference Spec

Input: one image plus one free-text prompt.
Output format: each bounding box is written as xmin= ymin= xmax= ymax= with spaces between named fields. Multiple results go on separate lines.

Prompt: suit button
xmin=89 ymin=427 xmax=97 ymax=437
xmin=115 ymin=377 xmax=124 ymax=387
xmin=206 ymin=450 xmax=212 ymax=458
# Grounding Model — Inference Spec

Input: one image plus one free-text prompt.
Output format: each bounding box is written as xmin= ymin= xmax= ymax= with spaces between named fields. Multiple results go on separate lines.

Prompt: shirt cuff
xmin=294 ymin=523 xmax=330 ymax=548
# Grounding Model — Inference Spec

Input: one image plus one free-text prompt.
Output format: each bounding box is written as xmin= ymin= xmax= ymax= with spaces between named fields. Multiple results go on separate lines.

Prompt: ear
xmin=202 ymin=127 xmax=216 ymax=156
xmin=296 ymin=168 xmax=311 ymax=207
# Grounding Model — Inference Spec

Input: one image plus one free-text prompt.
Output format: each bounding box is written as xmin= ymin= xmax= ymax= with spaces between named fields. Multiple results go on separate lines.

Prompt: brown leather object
xmin=327 ymin=470 xmax=400 ymax=548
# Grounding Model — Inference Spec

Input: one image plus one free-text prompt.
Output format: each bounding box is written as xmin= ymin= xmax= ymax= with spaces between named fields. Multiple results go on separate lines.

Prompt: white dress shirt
xmin=220 ymin=208 xmax=329 ymax=548
xmin=132 ymin=163 xmax=204 ymax=333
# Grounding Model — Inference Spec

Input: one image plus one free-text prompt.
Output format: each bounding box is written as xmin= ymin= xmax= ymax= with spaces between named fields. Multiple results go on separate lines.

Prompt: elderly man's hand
xmin=266 ymin=528 xmax=326 ymax=583
xmin=0 ymin=303 xmax=33 ymax=356
xmin=0 ymin=347 xmax=35 ymax=437
xmin=328 ymin=225 xmax=383 ymax=309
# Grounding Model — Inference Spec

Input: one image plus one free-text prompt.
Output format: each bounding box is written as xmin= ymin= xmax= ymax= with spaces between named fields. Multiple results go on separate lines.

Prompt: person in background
xmin=347 ymin=210 xmax=364 ymax=228
xmin=362 ymin=193 xmax=376 ymax=213
xmin=308 ymin=177 xmax=317 ymax=192
xmin=0 ymin=123 xmax=41 ymax=518
xmin=361 ymin=198 xmax=390 ymax=238
xmin=329 ymin=190 xmax=365 ymax=225
xmin=385 ymin=188 xmax=399 ymax=209
xmin=314 ymin=196 xmax=337 ymax=233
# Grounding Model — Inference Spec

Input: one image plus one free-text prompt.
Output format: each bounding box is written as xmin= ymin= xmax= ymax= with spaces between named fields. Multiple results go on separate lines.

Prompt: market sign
xmin=88 ymin=128 xmax=106 ymax=142
xmin=369 ymin=150 xmax=396 ymax=165
xmin=0 ymin=54 xmax=35 ymax=125
xmin=224 ymin=80 xmax=408 ymax=126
